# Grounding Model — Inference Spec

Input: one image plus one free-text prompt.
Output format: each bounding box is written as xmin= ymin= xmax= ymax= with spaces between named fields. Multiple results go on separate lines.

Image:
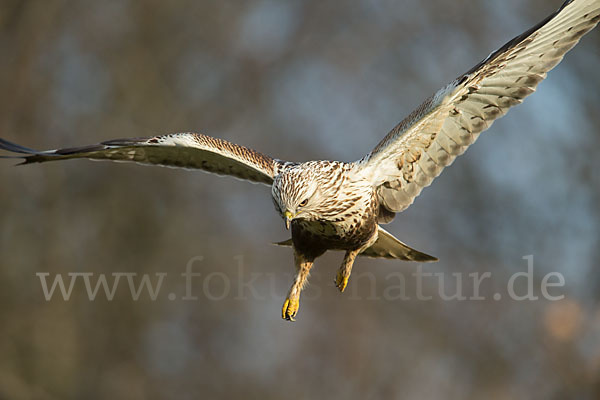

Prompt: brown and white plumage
xmin=1 ymin=133 xmax=284 ymax=185
xmin=1 ymin=0 xmax=598 ymax=321
xmin=360 ymin=0 xmax=600 ymax=213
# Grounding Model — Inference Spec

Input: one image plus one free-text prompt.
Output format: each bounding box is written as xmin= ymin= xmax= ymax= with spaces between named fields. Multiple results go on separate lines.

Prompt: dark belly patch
xmin=292 ymin=218 xmax=376 ymax=256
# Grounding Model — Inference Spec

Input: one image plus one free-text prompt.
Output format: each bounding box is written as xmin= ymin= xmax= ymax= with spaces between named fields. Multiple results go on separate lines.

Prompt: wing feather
xmin=360 ymin=0 xmax=599 ymax=213
xmin=0 ymin=133 xmax=285 ymax=185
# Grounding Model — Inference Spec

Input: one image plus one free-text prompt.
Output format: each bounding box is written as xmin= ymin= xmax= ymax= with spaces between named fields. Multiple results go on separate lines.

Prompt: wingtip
xmin=0 ymin=155 xmax=25 ymax=165
xmin=0 ymin=137 xmax=40 ymax=154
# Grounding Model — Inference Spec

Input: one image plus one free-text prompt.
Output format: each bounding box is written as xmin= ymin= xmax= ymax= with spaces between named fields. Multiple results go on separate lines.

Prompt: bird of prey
xmin=1 ymin=0 xmax=599 ymax=321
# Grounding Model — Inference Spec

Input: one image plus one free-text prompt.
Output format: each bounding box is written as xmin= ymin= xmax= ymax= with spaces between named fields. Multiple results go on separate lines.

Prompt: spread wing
xmin=359 ymin=0 xmax=600 ymax=214
xmin=0 ymin=132 xmax=285 ymax=185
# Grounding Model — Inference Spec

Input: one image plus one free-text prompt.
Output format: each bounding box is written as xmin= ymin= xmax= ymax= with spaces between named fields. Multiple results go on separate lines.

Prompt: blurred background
xmin=1 ymin=0 xmax=599 ymax=398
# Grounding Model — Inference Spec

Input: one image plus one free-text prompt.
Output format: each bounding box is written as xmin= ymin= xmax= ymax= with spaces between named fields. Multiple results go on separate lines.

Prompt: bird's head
xmin=272 ymin=165 xmax=322 ymax=230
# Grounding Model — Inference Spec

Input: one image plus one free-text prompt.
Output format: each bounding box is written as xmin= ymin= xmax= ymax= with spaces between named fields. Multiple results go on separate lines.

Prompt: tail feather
xmin=361 ymin=226 xmax=437 ymax=262
xmin=273 ymin=226 xmax=437 ymax=262
xmin=273 ymin=238 xmax=293 ymax=247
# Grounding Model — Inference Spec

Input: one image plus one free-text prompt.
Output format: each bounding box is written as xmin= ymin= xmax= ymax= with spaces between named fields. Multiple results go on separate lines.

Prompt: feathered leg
xmin=335 ymin=248 xmax=360 ymax=293
xmin=282 ymin=249 xmax=314 ymax=321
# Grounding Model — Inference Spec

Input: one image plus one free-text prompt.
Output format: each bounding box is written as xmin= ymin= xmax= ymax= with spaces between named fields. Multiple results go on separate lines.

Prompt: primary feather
xmin=0 ymin=133 xmax=283 ymax=185
xmin=359 ymin=0 xmax=600 ymax=213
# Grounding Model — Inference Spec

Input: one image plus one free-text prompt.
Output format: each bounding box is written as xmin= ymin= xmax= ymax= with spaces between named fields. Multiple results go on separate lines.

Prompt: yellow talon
xmin=335 ymin=271 xmax=349 ymax=293
xmin=282 ymin=297 xmax=299 ymax=321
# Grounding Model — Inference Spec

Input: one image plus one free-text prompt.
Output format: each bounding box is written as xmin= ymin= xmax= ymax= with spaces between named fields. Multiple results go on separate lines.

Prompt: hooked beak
xmin=284 ymin=211 xmax=294 ymax=230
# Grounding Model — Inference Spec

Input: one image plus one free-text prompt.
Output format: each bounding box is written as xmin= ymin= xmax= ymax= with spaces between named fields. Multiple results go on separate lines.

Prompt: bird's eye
xmin=299 ymin=199 xmax=309 ymax=207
